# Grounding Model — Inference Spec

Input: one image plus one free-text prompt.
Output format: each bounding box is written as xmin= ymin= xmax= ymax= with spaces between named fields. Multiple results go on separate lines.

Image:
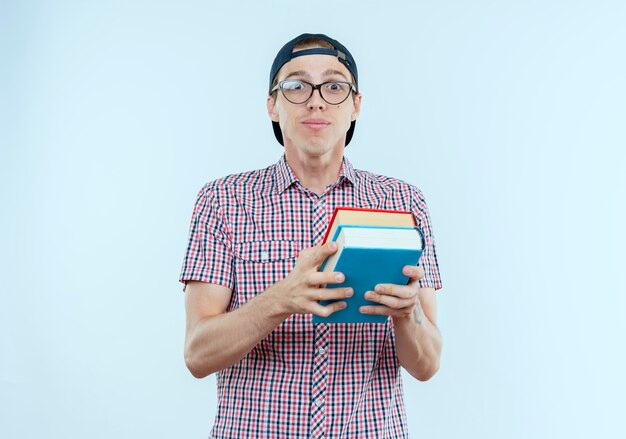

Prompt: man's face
xmin=267 ymin=54 xmax=361 ymax=158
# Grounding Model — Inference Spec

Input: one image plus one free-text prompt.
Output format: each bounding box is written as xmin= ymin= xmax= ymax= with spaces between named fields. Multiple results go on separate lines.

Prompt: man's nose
xmin=307 ymin=87 xmax=326 ymax=110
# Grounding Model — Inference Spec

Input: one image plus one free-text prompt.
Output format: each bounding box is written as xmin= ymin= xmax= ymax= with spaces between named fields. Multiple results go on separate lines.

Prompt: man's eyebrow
xmin=284 ymin=70 xmax=311 ymax=80
xmin=323 ymin=69 xmax=349 ymax=81
xmin=283 ymin=69 xmax=350 ymax=81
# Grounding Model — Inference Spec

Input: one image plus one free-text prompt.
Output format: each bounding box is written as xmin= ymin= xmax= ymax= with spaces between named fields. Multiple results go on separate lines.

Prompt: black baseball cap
xmin=269 ymin=33 xmax=359 ymax=147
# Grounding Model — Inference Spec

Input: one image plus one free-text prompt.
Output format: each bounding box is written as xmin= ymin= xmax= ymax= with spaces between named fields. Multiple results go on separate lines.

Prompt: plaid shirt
xmin=180 ymin=155 xmax=442 ymax=439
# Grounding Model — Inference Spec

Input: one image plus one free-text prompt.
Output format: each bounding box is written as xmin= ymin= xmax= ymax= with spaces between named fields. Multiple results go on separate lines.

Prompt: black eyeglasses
xmin=271 ymin=79 xmax=357 ymax=105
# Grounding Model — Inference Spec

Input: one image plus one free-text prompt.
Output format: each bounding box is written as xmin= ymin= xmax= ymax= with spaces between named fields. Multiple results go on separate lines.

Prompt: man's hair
xmin=294 ymin=37 xmax=335 ymax=51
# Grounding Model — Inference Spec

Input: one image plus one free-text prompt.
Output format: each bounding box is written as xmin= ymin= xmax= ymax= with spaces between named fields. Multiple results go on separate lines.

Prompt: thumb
xmin=315 ymin=241 xmax=338 ymax=266
xmin=300 ymin=241 xmax=338 ymax=269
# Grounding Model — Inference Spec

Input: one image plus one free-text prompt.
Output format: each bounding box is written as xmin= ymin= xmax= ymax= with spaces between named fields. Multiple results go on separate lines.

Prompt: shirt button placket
xmin=311 ymin=196 xmax=327 ymax=246
xmin=310 ymin=323 xmax=330 ymax=438
xmin=310 ymin=193 xmax=330 ymax=438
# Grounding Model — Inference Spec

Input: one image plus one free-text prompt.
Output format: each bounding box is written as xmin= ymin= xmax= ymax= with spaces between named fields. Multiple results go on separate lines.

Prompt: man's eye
xmin=325 ymin=82 xmax=344 ymax=92
xmin=283 ymin=81 xmax=305 ymax=90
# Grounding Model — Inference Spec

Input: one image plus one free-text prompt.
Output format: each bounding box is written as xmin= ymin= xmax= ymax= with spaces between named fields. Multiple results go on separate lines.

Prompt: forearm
xmin=184 ymin=243 xmax=349 ymax=378
xmin=185 ymin=286 xmax=288 ymax=378
xmin=393 ymin=306 xmax=442 ymax=381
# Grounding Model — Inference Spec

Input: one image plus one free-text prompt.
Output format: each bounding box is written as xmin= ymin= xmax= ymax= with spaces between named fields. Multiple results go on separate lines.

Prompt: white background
xmin=1 ymin=0 xmax=625 ymax=437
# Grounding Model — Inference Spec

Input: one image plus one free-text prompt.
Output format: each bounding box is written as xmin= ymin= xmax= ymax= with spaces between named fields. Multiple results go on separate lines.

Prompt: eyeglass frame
xmin=270 ymin=79 xmax=358 ymax=105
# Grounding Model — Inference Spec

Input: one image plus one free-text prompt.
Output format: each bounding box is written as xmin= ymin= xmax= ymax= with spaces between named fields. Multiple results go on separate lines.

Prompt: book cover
xmin=312 ymin=225 xmax=424 ymax=324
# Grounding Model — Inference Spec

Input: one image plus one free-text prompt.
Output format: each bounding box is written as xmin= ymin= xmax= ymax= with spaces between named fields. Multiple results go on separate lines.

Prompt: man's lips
xmin=302 ymin=119 xmax=330 ymax=130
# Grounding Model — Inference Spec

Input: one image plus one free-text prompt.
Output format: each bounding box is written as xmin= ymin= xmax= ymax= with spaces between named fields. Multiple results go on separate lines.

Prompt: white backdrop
xmin=1 ymin=0 xmax=625 ymax=438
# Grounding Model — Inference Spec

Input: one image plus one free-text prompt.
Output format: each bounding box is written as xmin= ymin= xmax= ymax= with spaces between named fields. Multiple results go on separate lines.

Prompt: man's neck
xmin=284 ymin=148 xmax=344 ymax=196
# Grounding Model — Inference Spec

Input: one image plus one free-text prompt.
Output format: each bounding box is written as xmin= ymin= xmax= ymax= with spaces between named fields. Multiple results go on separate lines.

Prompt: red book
xmin=322 ymin=207 xmax=416 ymax=244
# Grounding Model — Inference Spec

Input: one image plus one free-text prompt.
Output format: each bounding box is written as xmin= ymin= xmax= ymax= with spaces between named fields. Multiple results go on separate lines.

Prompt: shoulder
xmin=353 ymin=167 xmax=433 ymax=223
xmin=354 ymin=168 xmax=426 ymax=200
xmin=196 ymin=163 xmax=277 ymax=200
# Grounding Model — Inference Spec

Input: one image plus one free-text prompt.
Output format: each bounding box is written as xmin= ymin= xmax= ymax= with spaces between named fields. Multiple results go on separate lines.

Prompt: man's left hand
xmin=359 ymin=265 xmax=425 ymax=320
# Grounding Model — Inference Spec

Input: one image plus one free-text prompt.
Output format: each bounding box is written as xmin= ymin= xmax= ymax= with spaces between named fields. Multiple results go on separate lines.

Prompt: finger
xmin=366 ymin=289 xmax=416 ymax=309
xmin=311 ymin=300 xmax=347 ymax=318
xmin=373 ymin=284 xmax=416 ymax=300
xmin=298 ymin=242 xmax=339 ymax=269
xmin=359 ymin=305 xmax=395 ymax=316
xmin=311 ymin=287 xmax=354 ymax=302
xmin=402 ymin=265 xmax=425 ymax=280
xmin=360 ymin=305 xmax=413 ymax=318
xmin=316 ymin=241 xmax=339 ymax=264
xmin=308 ymin=271 xmax=345 ymax=287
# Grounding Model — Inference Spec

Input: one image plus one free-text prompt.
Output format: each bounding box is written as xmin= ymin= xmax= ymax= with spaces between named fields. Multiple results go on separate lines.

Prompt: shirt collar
xmin=274 ymin=155 xmax=299 ymax=194
xmin=339 ymin=156 xmax=358 ymax=187
xmin=274 ymin=155 xmax=357 ymax=195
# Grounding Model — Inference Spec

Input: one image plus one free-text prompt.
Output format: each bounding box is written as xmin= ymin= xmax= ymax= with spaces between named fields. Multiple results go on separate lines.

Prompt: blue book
xmin=312 ymin=225 xmax=425 ymax=324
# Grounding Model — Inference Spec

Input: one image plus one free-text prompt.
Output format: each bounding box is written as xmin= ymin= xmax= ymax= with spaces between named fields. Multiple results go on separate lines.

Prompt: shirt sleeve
xmin=179 ymin=183 xmax=234 ymax=291
xmin=410 ymin=186 xmax=443 ymax=290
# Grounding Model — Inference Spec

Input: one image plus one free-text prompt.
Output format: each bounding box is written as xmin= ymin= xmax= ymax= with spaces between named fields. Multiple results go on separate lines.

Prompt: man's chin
xmin=285 ymin=138 xmax=330 ymax=154
xmin=295 ymin=135 xmax=345 ymax=154
xmin=302 ymin=142 xmax=338 ymax=157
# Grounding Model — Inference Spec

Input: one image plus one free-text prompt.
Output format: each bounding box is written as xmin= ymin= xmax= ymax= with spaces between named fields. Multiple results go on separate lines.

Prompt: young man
xmin=180 ymin=33 xmax=442 ymax=439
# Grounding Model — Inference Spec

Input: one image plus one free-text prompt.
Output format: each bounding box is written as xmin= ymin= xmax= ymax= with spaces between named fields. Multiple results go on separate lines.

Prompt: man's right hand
xmin=269 ymin=241 xmax=353 ymax=318
xmin=184 ymin=241 xmax=352 ymax=377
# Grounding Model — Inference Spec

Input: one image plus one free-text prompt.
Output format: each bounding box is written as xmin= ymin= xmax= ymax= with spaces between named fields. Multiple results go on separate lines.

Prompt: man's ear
xmin=351 ymin=93 xmax=362 ymax=122
xmin=267 ymin=96 xmax=279 ymax=122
